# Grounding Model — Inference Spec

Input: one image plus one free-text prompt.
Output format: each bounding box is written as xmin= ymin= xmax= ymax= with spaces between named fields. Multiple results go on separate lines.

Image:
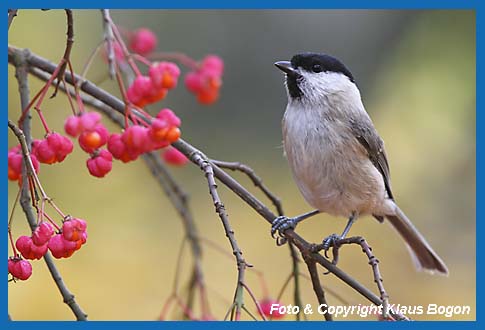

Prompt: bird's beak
xmin=275 ymin=61 xmax=299 ymax=78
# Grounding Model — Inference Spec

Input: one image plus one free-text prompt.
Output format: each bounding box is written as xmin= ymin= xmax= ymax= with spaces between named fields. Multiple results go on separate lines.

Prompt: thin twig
xmin=101 ymin=10 xmax=115 ymax=79
xmin=8 ymin=46 xmax=409 ymax=321
xmin=8 ymin=9 xmax=18 ymax=30
xmin=191 ymin=152 xmax=249 ymax=320
xmin=288 ymin=242 xmax=307 ymax=321
xmin=305 ymin=259 xmax=332 ymax=321
xmin=241 ymin=282 xmax=267 ymax=321
xmin=332 ymin=236 xmax=390 ymax=319
xmin=210 ymin=159 xmax=284 ymax=215
xmin=53 ymin=9 xmax=74 ymax=97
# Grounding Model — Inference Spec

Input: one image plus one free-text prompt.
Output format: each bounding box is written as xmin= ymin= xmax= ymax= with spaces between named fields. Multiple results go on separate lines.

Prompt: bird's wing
xmin=349 ymin=117 xmax=394 ymax=201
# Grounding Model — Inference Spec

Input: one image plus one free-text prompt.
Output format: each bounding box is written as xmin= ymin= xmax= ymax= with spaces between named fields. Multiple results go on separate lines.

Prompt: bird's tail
xmin=386 ymin=206 xmax=448 ymax=275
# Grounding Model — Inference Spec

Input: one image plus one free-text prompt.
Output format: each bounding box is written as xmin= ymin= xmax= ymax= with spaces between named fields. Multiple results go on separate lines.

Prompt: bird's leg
xmin=271 ymin=210 xmax=320 ymax=245
xmin=319 ymin=212 xmax=358 ymax=252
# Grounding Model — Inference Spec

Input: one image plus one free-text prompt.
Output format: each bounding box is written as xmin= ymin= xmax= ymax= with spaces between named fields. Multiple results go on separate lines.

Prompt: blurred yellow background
xmin=8 ymin=10 xmax=475 ymax=320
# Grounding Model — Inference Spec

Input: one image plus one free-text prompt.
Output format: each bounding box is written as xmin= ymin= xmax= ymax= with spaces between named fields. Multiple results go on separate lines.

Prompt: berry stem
xmin=132 ymin=54 xmax=152 ymax=67
xmin=18 ymin=86 xmax=43 ymax=126
xmin=8 ymin=228 xmax=18 ymax=257
xmin=241 ymin=282 xmax=267 ymax=321
xmin=42 ymin=212 xmax=61 ymax=231
xmin=8 ymin=189 xmax=22 ymax=256
xmin=31 ymin=59 xmax=68 ymax=133
xmin=67 ymin=60 xmax=86 ymax=113
xmin=198 ymin=282 xmax=211 ymax=319
xmin=109 ymin=19 xmax=141 ymax=76
xmin=48 ymin=199 xmax=66 ymax=219
xmin=78 ymin=40 xmax=104 ymax=87
xmin=175 ymin=297 xmax=197 ymax=320
xmin=34 ymin=109 xmax=51 ymax=134
xmin=149 ymin=52 xmax=199 ymax=71
xmin=62 ymin=79 xmax=78 ymax=115
xmin=159 ymin=294 xmax=176 ymax=320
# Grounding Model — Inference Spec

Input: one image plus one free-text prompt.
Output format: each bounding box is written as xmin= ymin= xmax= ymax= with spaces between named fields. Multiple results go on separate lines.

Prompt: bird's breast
xmin=282 ymin=106 xmax=386 ymax=217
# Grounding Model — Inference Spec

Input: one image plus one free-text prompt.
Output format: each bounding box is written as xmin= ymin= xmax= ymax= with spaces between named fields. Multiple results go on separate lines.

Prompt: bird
xmin=272 ymin=52 xmax=448 ymax=275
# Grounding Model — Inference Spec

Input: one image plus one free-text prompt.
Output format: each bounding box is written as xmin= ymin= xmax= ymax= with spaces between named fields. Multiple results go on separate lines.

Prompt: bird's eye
xmin=312 ymin=64 xmax=323 ymax=73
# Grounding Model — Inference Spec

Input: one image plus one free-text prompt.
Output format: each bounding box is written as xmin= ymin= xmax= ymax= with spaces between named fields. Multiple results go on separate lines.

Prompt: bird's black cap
xmin=291 ymin=53 xmax=355 ymax=83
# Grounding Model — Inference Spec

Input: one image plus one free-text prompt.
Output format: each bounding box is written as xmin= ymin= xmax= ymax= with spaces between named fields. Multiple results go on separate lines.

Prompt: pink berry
xmin=156 ymin=108 xmax=181 ymax=127
xmin=15 ymin=235 xmax=48 ymax=260
xmin=149 ymin=62 xmax=180 ymax=89
xmin=129 ymin=28 xmax=157 ymax=55
xmin=259 ymin=299 xmax=285 ymax=319
xmin=48 ymin=234 xmax=75 ymax=259
xmin=32 ymin=133 xmax=73 ymax=164
xmin=79 ymin=112 xmax=102 ymax=132
xmin=133 ymin=76 xmax=153 ymax=98
xmin=122 ymin=125 xmax=150 ymax=154
xmin=162 ymin=146 xmax=188 ymax=166
xmin=32 ymin=139 xmax=56 ymax=164
xmin=32 ymin=222 xmax=54 ymax=246
xmin=53 ymin=133 xmax=74 ymax=162
xmin=201 ymin=55 xmax=224 ymax=76
xmin=62 ymin=218 xmax=87 ymax=242
xmin=86 ymin=149 xmax=113 ymax=178
xmin=64 ymin=115 xmax=82 ymax=137
xmin=185 ymin=72 xmax=204 ymax=93
xmin=8 ymin=258 xmax=32 ymax=280
xmin=108 ymin=133 xmax=138 ymax=163
xmin=126 ymin=85 xmax=142 ymax=105
xmin=78 ymin=124 xmax=109 ymax=153
xmin=8 ymin=147 xmax=40 ymax=181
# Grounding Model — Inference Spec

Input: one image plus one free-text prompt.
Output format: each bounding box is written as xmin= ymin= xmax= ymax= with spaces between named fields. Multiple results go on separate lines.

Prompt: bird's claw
xmin=320 ymin=233 xmax=341 ymax=256
xmin=271 ymin=216 xmax=297 ymax=244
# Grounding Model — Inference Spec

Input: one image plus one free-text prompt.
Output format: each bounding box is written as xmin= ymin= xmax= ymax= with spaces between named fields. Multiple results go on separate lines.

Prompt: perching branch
xmin=8 ymin=45 xmax=409 ymax=321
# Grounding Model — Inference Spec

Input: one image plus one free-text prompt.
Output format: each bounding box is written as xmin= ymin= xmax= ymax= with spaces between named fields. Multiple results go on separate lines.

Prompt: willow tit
xmin=272 ymin=52 xmax=448 ymax=275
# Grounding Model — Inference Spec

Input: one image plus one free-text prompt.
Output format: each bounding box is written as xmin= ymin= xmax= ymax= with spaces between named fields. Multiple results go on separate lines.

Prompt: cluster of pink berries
xmin=8 ymin=132 xmax=74 ymax=184
xmin=64 ymin=111 xmax=112 ymax=177
xmin=127 ymin=62 xmax=180 ymax=108
xmin=108 ymin=108 xmax=182 ymax=163
xmin=8 ymin=217 xmax=87 ymax=281
xmin=8 ymin=258 xmax=32 ymax=281
xmin=32 ymin=133 xmax=73 ymax=164
xmin=101 ymin=26 xmax=223 ymax=106
xmin=185 ymin=55 xmax=224 ymax=105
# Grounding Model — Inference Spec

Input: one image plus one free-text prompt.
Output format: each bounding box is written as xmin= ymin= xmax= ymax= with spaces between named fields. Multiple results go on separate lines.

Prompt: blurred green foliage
xmin=8 ymin=10 xmax=475 ymax=320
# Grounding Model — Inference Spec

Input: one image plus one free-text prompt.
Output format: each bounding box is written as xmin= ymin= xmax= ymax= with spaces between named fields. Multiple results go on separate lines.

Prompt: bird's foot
xmin=312 ymin=233 xmax=342 ymax=256
xmin=271 ymin=216 xmax=298 ymax=246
